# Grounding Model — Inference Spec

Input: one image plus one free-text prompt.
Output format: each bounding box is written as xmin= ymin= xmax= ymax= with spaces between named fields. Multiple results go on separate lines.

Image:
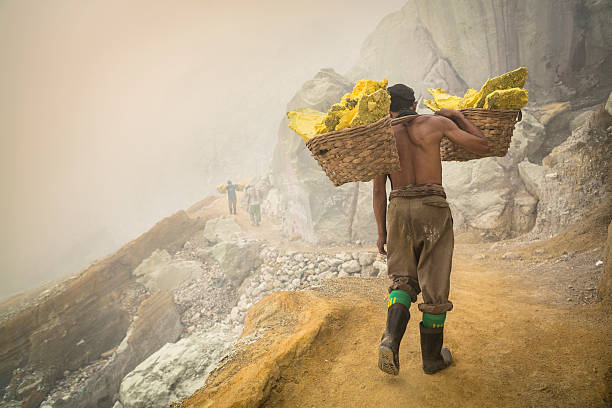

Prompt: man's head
xmin=388 ymin=84 xmax=417 ymax=117
xmin=227 ymin=180 xmax=232 ymax=185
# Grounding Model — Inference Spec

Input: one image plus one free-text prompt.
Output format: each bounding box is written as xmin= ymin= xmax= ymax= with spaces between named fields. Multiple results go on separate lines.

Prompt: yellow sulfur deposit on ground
xmin=287 ymin=78 xmax=390 ymax=141
xmin=483 ymin=88 xmax=529 ymax=110
xmin=424 ymin=67 xmax=529 ymax=112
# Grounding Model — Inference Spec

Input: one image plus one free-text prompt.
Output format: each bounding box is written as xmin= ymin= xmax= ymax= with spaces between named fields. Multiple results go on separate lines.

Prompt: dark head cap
xmin=388 ymin=84 xmax=415 ymax=112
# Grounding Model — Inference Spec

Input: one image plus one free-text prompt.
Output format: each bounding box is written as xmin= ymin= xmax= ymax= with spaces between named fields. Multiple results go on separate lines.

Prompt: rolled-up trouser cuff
xmin=418 ymin=301 xmax=453 ymax=314
xmin=388 ymin=276 xmax=420 ymax=303
xmin=419 ymin=322 xmax=443 ymax=334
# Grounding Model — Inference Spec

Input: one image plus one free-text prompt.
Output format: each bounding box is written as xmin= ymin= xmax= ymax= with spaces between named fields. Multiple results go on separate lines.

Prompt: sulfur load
xmin=424 ymin=67 xmax=529 ymax=112
xmin=350 ymin=88 xmax=391 ymax=127
xmin=483 ymin=88 xmax=529 ymax=110
xmin=287 ymin=108 xmax=328 ymax=142
xmin=425 ymin=88 xmax=463 ymax=110
xmin=474 ymin=67 xmax=528 ymax=108
xmin=287 ymin=78 xmax=390 ymax=141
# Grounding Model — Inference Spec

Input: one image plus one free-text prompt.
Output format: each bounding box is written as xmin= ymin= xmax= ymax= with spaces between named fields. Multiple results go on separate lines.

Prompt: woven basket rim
xmin=306 ymin=116 xmax=392 ymax=148
xmin=305 ymin=108 xmax=522 ymax=146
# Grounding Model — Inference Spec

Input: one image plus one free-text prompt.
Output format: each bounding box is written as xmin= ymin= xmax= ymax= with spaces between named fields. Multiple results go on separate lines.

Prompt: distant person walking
xmin=245 ymin=185 xmax=262 ymax=226
xmin=226 ymin=180 xmax=237 ymax=215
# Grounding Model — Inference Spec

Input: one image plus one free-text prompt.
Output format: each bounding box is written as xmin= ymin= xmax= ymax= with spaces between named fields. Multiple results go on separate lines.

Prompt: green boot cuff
xmin=422 ymin=312 xmax=446 ymax=328
xmin=388 ymin=290 xmax=411 ymax=309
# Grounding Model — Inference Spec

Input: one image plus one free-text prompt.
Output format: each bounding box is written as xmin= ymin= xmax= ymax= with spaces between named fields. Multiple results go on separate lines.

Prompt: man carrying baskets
xmin=375 ymin=84 xmax=490 ymax=376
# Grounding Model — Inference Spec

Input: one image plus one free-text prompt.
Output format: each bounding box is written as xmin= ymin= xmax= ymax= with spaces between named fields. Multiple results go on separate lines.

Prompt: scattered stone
xmin=358 ymin=252 xmax=377 ymax=266
xmin=595 ymin=260 xmax=604 ymax=266
xmin=544 ymin=172 xmax=558 ymax=180
xmin=341 ymin=260 xmax=361 ymax=274
xmin=335 ymin=253 xmax=353 ymax=262
xmin=502 ymin=252 xmax=521 ymax=260
xmin=472 ymin=254 xmax=486 ymax=260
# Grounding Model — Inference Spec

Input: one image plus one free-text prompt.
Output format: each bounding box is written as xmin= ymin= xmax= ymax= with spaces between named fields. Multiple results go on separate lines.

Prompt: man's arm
xmin=373 ymin=174 xmax=388 ymax=255
xmin=435 ymin=109 xmax=490 ymax=155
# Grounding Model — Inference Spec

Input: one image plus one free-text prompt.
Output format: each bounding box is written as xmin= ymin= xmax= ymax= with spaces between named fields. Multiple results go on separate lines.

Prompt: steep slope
xmin=0 ymin=211 xmax=208 ymax=407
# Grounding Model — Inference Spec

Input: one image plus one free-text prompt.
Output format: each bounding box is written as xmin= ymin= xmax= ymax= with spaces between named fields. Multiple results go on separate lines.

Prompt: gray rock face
xmin=43 ymin=291 xmax=184 ymax=408
xmin=529 ymin=103 xmax=611 ymax=237
xmin=349 ymin=0 xmax=612 ymax=105
xmin=119 ymin=324 xmax=239 ymax=408
xmin=518 ymin=161 xmax=545 ymax=200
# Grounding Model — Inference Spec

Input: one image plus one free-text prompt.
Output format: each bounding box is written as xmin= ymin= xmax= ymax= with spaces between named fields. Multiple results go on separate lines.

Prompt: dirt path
xmin=267 ymin=250 xmax=610 ymax=407
xmin=185 ymin=242 xmax=611 ymax=408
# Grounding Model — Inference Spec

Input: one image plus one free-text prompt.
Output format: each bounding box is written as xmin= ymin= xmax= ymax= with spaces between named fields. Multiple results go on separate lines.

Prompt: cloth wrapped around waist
xmin=389 ymin=183 xmax=446 ymax=200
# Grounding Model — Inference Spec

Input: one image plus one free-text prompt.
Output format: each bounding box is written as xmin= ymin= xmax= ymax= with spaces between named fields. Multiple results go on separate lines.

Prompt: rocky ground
xmin=17 ymin=201 xmax=388 ymax=408
xmin=2 ymin=189 xmax=609 ymax=408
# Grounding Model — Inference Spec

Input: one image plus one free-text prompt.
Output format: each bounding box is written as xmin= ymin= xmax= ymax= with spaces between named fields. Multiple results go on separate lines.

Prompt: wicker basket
xmin=305 ymin=116 xmax=400 ymax=186
xmin=305 ymin=109 xmax=522 ymax=186
xmin=441 ymin=108 xmax=522 ymax=162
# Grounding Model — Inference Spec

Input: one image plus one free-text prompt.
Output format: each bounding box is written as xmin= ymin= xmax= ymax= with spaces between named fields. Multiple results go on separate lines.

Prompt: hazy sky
xmin=0 ymin=0 xmax=406 ymax=300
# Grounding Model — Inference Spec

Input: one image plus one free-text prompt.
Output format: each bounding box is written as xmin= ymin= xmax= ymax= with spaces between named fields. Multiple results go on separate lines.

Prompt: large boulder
xmin=133 ymin=249 xmax=204 ymax=293
xmin=443 ymin=158 xmax=537 ymax=238
xmin=119 ymin=324 xmax=240 ymax=408
xmin=202 ymin=217 xmax=242 ymax=245
xmin=518 ymin=160 xmax=545 ymax=200
xmin=208 ymin=240 xmax=263 ymax=286
xmin=530 ymin=104 xmax=611 ymax=238
xmin=267 ymin=69 xmax=356 ymax=243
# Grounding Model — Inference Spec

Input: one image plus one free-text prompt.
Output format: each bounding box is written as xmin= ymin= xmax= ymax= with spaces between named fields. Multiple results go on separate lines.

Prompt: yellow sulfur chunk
xmin=287 ymin=78 xmax=391 ymax=141
xmin=475 ymin=67 xmax=528 ymax=108
xmin=424 ymin=99 xmax=440 ymax=111
xmin=350 ymin=88 xmax=391 ymax=127
xmin=318 ymin=78 xmax=389 ymax=132
xmin=335 ymin=107 xmax=358 ymax=130
xmin=427 ymin=88 xmax=464 ymax=110
xmin=461 ymin=88 xmax=480 ymax=108
xmin=483 ymin=88 xmax=529 ymax=110
xmin=287 ymin=108 xmax=327 ymax=141
xmin=349 ymin=78 xmax=388 ymax=100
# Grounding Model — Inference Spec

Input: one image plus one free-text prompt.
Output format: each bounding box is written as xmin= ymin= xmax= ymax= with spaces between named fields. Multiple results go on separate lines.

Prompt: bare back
xmin=388 ymin=115 xmax=445 ymax=187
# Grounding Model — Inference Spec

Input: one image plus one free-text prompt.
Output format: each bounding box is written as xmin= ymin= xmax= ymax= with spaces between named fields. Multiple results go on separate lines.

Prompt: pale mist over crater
xmin=0 ymin=0 xmax=406 ymax=300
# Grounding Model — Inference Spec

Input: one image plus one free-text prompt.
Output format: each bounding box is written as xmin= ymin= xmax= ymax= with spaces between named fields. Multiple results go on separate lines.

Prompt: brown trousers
xmin=387 ymin=190 xmax=454 ymax=315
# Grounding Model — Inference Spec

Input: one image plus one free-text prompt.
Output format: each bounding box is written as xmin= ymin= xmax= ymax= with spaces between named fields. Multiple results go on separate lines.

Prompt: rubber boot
xmin=378 ymin=303 xmax=410 ymax=375
xmin=419 ymin=322 xmax=452 ymax=374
